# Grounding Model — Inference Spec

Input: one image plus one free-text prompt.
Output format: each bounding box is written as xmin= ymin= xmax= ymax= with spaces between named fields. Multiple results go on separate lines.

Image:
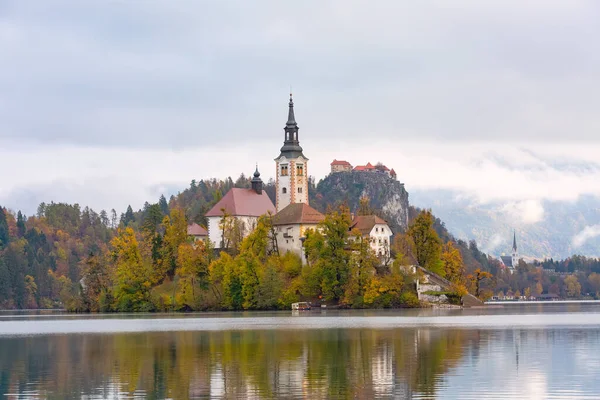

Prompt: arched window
xmin=282 ymin=187 xmax=287 ymax=194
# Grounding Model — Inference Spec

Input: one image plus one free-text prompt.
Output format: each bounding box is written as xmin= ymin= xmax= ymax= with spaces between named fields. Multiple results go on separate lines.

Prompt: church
xmin=500 ymin=231 xmax=520 ymax=271
xmin=272 ymin=94 xmax=326 ymax=261
xmin=204 ymin=93 xmax=392 ymax=262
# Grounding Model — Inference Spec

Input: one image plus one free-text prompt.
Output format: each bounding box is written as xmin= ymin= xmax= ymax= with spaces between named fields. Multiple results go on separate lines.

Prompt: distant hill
xmin=410 ymin=190 xmax=600 ymax=259
xmin=312 ymin=171 xmax=410 ymax=233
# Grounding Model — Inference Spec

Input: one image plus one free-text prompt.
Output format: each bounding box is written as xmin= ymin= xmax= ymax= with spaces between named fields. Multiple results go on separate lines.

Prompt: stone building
xmin=272 ymin=203 xmax=324 ymax=263
xmin=275 ymin=94 xmax=309 ymax=212
xmin=330 ymin=159 xmax=353 ymax=173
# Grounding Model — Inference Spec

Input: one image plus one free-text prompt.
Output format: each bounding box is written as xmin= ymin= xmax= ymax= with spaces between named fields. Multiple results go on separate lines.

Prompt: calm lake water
xmin=2 ymin=304 xmax=600 ymax=399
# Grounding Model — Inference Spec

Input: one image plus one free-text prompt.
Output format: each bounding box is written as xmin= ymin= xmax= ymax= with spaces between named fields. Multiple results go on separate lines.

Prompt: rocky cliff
xmin=311 ymin=171 xmax=410 ymax=233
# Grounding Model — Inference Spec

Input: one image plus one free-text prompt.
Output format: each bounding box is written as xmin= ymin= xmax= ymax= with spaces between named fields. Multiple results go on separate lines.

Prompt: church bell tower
xmin=275 ymin=93 xmax=309 ymax=212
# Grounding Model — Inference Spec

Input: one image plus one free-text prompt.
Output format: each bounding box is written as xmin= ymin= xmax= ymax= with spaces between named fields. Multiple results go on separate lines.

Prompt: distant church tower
xmin=511 ymin=230 xmax=519 ymax=268
xmin=275 ymin=93 xmax=309 ymax=212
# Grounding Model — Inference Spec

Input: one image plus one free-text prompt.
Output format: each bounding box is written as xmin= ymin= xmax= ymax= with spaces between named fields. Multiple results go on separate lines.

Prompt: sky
xmin=1 ymin=1 xmax=600 ymax=245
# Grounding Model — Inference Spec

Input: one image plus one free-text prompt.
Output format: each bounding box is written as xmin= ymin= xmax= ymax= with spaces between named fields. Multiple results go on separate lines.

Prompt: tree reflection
xmin=0 ymin=328 xmax=473 ymax=399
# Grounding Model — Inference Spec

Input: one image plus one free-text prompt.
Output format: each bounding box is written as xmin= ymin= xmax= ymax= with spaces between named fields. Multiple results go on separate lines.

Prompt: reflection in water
xmin=1 ymin=327 xmax=600 ymax=399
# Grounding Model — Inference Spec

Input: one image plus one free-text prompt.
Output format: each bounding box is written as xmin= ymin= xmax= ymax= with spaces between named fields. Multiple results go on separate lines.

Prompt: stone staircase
xmin=415 ymin=266 xmax=484 ymax=308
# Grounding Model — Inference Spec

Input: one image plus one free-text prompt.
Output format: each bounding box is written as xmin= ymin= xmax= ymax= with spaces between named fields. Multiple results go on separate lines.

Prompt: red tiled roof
xmin=354 ymin=162 xmax=376 ymax=171
xmin=272 ymin=203 xmax=325 ymax=226
xmin=350 ymin=215 xmax=388 ymax=235
xmin=390 ymin=168 xmax=396 ymax=176
xmin=205 ymin=188 xmax=276 ymax=217
xmin=187 ymin=223 xmax=208 ymax=236
xmin=331 ymin=159 xmax=352 ymax=166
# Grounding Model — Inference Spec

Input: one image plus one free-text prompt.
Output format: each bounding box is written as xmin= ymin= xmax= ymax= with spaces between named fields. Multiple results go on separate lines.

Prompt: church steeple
xmin=274 ymin=92 xmax=309 ymax=212
xmin=251 ymin=164 xmax=263 ymax=194
xmin=512 ymin=230 xmax=517 ymax=252
xmin=280 ymin=93 xmax=304 ymax=159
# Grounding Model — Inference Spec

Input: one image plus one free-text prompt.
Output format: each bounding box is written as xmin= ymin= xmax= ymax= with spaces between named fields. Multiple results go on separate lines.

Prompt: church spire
xmin=512 ymin=230 xmax=517 ymax=252
xmin=279 ymin=92 xmax=305 ymax=159
xmin=287 ymin=92 xmax=297 ymax=127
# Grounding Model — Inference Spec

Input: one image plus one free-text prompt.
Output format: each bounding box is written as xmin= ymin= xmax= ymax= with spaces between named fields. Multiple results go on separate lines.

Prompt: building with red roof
xmin=330 ymin=159 xmax=353 ymax=173
xmin=350 ymin=215 xmax=392 ymax=258
xmin=272 ymin=203 xmax=325 ymax=263
xmin=205 ymin=167 xmax=275 ymax=248
xmin=187 ymin=223 xmax=208 ymax=243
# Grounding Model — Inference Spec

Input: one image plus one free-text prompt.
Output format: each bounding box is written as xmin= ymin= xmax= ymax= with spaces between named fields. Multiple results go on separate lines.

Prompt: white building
xmin=205 ymin=168 xmax=275 ymax=249
xmin=272 ymin=203 xmax=324 ymax=263
xmin=350 ymin=215 xmax=393 ymax=258
xmin=274 ymin=94 xmax=309 ymax=212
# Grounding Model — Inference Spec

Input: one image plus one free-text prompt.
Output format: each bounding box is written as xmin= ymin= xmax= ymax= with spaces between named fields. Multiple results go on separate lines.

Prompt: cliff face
xmin=312 ymin=171 xmax=409 ymax=233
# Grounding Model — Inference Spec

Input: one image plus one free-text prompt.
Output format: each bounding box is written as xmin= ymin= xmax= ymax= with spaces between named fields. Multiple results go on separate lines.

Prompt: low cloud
xmin=498 ymin=200 xmax=545 ymax=224
xmin=482 ymin=234 xmax=506 ymax=254
xmin=1 ymin=140 xmax=599 ymax=218
xmin=572 ymin=225 xmax=600 ymax=248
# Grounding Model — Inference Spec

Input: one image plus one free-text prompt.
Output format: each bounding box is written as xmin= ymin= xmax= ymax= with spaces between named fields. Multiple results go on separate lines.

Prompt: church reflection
xmin=2 ymin=327 xmax=599 ymax=399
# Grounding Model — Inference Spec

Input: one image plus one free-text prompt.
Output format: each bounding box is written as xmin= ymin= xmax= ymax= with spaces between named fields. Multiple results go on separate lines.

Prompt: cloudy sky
xmin=1 ymin=1 xmax=600 ymax=238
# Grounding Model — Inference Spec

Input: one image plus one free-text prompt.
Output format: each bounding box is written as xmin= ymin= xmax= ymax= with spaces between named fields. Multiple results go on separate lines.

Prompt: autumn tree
xmin=467 ymin=268 xmax=493 ymax=298
xmin=110 ymin=227 xmax=153 ymax=311
xmin=441 ymin=241 xmax=465 ymax=284
xmin=564 ymin=275 xmax=581 ymax=298
xmin=218 ymin=210 xmax=245 ymax=254
xmin=176 ymin=239 xmax=210 ymax=308
xmin=407 ymin=210 xmax=443 ymax=276
xmin=81 ymin=251 xmax=111 ymax=312
xmin=159 ymin=208 xmax=188 ymax=281
xmin=357 ymin=196 xmax=375 ymax=216
xmin=344 ymin=229 xmax=379 ymax=305
xmin=304 ymin=206 xmax=352 ymax=302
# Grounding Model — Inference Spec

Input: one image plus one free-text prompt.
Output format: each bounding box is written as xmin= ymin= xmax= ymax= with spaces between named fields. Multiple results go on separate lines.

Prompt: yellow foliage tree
xmin=111 ymin=227 xmax=153 ymax=311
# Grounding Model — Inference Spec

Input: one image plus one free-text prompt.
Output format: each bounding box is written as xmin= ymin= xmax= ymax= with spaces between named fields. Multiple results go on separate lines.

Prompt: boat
xmin=291 ymin=302 xmax=311 ymax=311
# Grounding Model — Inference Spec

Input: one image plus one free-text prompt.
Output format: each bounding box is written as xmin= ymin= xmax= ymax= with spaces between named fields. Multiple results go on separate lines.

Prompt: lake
xmin=1 ymin=304 xmax=600 ymax=399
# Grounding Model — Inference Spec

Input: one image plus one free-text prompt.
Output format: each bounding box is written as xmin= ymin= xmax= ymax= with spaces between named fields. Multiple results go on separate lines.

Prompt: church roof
xmin=187 ymin=223 xmax=208 ymax=236
xmin=500 ymin=255 xmax=513 ymax=267
xmin=272 ymin=203 xmax=325 ymax=226
xmin=350 ymin=215 xmax=388 ymax=236
xmin=205 ymin=188 xmax=275 ymax=218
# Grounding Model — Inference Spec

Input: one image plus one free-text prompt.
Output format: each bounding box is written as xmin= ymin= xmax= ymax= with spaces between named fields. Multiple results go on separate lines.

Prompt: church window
xmin=298 ymin=187 xmax=302 ymax=193
xmin=296 ymin=164 xmax=304 ymax=176
xmin=281 ymin=165 xmax=288 ymax=176
xmin=282 ymin=187 xmax=287 ymax=194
